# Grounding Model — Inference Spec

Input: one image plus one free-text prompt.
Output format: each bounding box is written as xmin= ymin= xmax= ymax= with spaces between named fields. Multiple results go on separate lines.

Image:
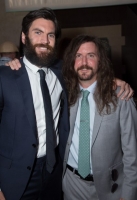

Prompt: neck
xmin=79 ymin=78 xmax=96 ymax=88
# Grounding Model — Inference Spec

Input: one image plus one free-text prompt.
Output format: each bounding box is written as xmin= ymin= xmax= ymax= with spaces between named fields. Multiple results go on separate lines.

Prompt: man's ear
xmin=21 ymin=32 xmax=26 ymax=44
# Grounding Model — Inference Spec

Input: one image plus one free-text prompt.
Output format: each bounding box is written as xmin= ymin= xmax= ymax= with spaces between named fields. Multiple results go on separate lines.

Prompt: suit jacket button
xmin=27 ymin=166 xmax=31 ymax=170
xmin=111 ymin=183 xmax=118 ymax=193
xmin=32 ymin=144 xmax=36 ymax=148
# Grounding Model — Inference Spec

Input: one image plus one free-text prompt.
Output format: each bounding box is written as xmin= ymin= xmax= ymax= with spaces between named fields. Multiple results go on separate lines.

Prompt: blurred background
xmin=0 ymin=0 xmax=137 ymax=103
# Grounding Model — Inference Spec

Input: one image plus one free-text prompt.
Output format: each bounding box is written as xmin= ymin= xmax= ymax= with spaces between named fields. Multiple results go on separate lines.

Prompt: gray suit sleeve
xmin=120 ymin=98 xmax=137 ymax=200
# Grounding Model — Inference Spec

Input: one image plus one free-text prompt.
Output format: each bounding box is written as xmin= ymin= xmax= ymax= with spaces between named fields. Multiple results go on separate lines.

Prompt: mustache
xmin=33 ymin=43 xmax=53 ymax=51
xmin=77 ymin=65 xmax=93 ymax=71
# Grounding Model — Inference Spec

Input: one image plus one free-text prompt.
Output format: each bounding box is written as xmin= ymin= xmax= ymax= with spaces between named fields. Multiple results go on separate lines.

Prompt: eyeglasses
xmin=111 ymin=169 xmax=118 ymax=193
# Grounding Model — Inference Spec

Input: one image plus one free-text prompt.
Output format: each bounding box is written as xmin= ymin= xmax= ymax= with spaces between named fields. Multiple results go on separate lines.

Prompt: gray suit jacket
xmin=63 ymin=92 xmax=137 ymax=200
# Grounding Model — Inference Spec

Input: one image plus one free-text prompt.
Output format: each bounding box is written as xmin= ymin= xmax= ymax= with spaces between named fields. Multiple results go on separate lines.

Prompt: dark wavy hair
xmin=22 ymin=7 xmax=61 ymax=39
xmin=62 ymin=34 xmax=117 ymax=114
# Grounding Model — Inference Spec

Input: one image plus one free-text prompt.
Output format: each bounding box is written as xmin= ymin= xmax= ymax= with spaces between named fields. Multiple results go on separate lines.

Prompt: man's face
xmin=74 ymin=42 xmax=99 ymax=87
xmin=22 ymin=18 xmax=56 ymax=67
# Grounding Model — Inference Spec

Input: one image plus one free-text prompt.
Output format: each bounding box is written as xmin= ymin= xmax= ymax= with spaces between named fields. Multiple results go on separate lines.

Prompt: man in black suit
xmin=0 ymin=8 xmax=69 ymax=200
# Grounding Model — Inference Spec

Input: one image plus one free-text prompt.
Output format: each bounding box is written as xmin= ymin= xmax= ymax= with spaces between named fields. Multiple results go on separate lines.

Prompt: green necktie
xmin=78 ymin=90 xmax=90 ymax=178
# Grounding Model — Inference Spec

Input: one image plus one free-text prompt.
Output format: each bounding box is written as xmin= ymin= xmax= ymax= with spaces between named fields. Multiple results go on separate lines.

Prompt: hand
xmin=5 ymin=58 xmax=21 ymax=70
xmin=114 ymin=78 xmax=134 ymax=101
xmin=0 ymin=191 xmax=6 ymax=200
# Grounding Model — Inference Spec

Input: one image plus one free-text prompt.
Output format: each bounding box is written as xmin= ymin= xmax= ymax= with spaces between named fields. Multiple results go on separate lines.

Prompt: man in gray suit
xmin=62 ymin=34 xmax=137 ymax=200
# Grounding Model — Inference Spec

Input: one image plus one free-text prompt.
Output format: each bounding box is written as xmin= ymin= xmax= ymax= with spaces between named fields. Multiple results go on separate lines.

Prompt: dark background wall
xmin=54 ymin=4 xmax=137 ymax=94
xmin=122 ymin=5 xmax=137 ymax=95
xmin=0 ymin=1 xmax=137 ymax=94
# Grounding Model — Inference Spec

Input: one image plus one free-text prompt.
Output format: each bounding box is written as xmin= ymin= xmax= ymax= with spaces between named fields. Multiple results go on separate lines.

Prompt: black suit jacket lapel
xmin=15 ymin=60 xmax=37 ymax=134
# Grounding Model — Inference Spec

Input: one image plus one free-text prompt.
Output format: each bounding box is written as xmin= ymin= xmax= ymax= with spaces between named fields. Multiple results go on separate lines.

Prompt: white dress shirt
xmin=67 ymin=81 xmax=97 ymax=174
xmin=23 ymin=56 xmax=62 ymax=158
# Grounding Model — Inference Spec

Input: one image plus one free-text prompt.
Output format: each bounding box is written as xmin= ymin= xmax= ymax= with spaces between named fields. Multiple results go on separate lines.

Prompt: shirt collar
xmin=23 ymin=56 xmax=49 ymax=74
xmin=80 ymin=81 xmax=97 ymax=95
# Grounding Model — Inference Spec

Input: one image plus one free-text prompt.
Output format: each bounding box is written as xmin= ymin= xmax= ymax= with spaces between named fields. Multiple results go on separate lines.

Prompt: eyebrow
xmin=32 ymin=28 xmax=55 ymax=34
xmin=32 ymin=28 xmax=43 ymax=32
xmin=88 ymin=52 xmax=97 ymax=55
xmin=76 ymin=52 xmax=97 ymax=55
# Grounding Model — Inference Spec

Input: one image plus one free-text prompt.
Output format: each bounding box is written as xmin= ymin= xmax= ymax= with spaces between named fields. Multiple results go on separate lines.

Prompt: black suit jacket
xmin=0 ymin=58 xmax=69 ymax=200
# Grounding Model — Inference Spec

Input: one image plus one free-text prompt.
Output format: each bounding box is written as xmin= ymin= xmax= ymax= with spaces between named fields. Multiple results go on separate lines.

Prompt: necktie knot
xmin=38 ymin=69 xmax=46 ymax=80
xmin=82 ymin=90 xmax=90 ymax=99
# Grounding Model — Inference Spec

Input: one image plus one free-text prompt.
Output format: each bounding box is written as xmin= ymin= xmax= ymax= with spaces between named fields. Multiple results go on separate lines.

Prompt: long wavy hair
xmin=62 ymin=35 xmax=117 ymax=114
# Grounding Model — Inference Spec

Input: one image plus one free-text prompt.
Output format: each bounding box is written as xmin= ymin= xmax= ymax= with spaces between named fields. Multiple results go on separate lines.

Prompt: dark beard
xmin=76 ymin=65 xmax=94 ymax=81
xmin=23 ymin=36 xmax=57 ymax=68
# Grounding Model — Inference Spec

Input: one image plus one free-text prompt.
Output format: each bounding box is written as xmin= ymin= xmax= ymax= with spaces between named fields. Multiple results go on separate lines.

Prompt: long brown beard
xmin=24 ymin=36 xmax=57 ymax=68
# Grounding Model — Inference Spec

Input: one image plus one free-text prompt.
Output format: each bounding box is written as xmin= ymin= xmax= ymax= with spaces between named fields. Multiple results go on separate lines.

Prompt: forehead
xmin=77 ymin=42 xmax=97 ymax=53
xmin=29 ymin=18 xmax=55 ymax=31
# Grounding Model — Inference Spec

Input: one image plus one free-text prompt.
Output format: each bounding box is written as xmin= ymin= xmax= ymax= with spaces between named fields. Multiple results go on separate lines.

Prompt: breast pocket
xmin=102 ymin=111 xmax=118 ymax=122
xmin=0 ymin=154 xmax=12 ymax=168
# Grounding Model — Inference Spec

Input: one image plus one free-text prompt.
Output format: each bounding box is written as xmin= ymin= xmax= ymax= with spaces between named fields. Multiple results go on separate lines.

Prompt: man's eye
xmin=35 ymin=31 xmax=40 ymax=35
xmin=49 ymin=34 xmax=55 ymax=38
xmin=76 ymin=54 xmax=81 ymax=58
xmin=89 ymin=54 xmax=94 ymax=57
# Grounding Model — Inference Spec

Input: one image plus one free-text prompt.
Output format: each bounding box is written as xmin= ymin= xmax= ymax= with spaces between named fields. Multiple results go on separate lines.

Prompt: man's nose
xmin=82 ymin=56 xmax=87 ymax=65
xmin=40 ymin=35 xmax=49 ymax=44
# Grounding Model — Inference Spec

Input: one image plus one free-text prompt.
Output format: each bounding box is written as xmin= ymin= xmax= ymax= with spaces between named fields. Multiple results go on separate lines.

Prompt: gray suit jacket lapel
xmin=69 ymin=99 xmax=79 ymax=138
xmin=63 ymin=99 xmax=79 ymax=175
xmin=92 ymin=109 xmax=103 ymax=147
